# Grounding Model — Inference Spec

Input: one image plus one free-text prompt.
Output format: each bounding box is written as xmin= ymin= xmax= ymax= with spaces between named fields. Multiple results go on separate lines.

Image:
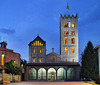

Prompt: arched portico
xmin=57 ymin=68 xmax=66 ymax=80
xmin=28 ymin=68 xmax=36 ymax=80
xmin=38 ymin=68 xmax=46 ymax=80
xmin=67 ymin=68 xmax=75 ymax=80
xmin=48 ymin=68 xmax=56 ymax=81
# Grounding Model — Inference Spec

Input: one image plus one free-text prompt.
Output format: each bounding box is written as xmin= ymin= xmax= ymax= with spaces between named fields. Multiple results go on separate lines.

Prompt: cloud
xmin=0 ymin=28 xmax=15 ymax=35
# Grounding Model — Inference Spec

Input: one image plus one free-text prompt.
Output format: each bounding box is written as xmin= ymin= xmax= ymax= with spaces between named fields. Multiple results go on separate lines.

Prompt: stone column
xmin=36 ymin=69 xmax=38 ymax=80
xmin=56 ymin=70 xmax=57 ymax=80
xmin=66 ymin=68 xmax=68 ymax=80
xmin=46 ymin=69 xmax=48 ymax=81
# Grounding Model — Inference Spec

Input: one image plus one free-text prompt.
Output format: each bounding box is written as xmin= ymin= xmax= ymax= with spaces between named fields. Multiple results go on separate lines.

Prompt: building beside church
xmin=25 ymin=14 xmax=80 ymax=81
xmin=0 ymin=41 xmax=20 ymax=66
xmin=0 ymin=41 xmax=21 ymax=82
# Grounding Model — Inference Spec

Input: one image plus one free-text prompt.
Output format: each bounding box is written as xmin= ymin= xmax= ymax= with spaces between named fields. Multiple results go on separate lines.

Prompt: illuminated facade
xmin=25 ymin=14 xmax=80 ymax=81
xmin=60 ymin=14 xmax=78 ymax=62
xmin=0 ymin=42 xmax=20 ymax=66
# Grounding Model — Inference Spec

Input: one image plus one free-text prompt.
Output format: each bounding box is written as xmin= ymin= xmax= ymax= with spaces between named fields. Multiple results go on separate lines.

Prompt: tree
xmin=81 ymin=41 xmax=98 ymax=80
xmin=5 ymin=60 xmax=22 ymax=75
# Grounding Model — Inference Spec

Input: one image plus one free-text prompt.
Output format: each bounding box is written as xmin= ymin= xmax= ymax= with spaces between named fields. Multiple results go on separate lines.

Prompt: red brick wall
xmin=0 ymin=47 xmax=20 ymax=66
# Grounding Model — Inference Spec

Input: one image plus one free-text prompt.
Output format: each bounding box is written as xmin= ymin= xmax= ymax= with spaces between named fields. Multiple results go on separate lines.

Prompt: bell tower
xmin=28 ymin=35 xmax=46 ymax=63
xmin=60 ymin=14 xmax=78 ymax=62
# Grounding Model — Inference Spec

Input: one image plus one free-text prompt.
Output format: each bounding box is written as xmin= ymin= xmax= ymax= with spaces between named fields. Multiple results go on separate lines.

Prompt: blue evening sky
xmin=0 ymin=0 xmax=100 ymax=62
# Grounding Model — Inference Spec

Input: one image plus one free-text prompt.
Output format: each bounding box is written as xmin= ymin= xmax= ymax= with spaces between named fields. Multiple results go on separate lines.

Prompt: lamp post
xmin=1 ymin=53 xmax=5 ymax=84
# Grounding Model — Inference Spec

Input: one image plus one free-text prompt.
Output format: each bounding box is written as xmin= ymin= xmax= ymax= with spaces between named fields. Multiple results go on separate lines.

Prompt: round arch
xmin=38 ymin=68 xmax=46 ymax=80
xmin=28 ymin=68 xmax=36 ymax=80
xmin=57 ymin=68 xmax=66 ymax=80
xmin=48 ymin=68 xmax=56 ymax=81
xmin=67 ymin=68 xmax=75 ymax=80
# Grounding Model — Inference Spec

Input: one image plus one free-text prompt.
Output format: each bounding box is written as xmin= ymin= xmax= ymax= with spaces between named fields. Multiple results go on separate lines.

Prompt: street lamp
xmin=1 ymin=53 xmax=5 ymax=66
xmin=1 ymin=53 xmax=5 ymax=84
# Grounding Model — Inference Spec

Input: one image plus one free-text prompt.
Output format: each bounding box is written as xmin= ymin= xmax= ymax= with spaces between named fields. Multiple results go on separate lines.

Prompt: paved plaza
xmin=8 ymin=81 xmax=92 ymax=85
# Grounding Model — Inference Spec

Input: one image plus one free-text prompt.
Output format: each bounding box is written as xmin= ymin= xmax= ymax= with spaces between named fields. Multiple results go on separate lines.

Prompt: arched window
xmin=71 ymin=23 xmax=75 ymax=28
xmin=33 ymin=42 xmax=35 ymax=46
xmin=33 ymin=59 xmax=35 ymax=63
xmin=33 ymin=48 xmax=35 ymax=53
xmin=64 ymin=37 xmax=68 ymax=44
xmin=38 ymin=41 xmax=39 ymax=46
xmin=57 ymin=68 xmax=66 ymax=80
xmin=48 ymin=68 xmax=56 ymax=80
xmin=39 ymin=48 xmax=41 ymax=53
xmin=39 ymin=58 xmax=41 ymax=62
xmin=35 ymin=41 xmax=37 ymax=46
xmin=51 ymin=58 xmax=55 ymax=63
xmin=38 ymin=68 xmax=46 ymax=80
xmin=65 ymin=47 xmax=68 ymax=53
xmin=71 ymin=38 xmax=75 ymax=44
xmin=71 ymin=31 xmax=75 ymax=35
xmin=64 ymin=31 xmax=69 ymax=35
xmin=68 ymin=21 xmax=71 ymax=27
xmin=65 ymin=59 xmax=67 ymax=62
xmin=72 ymin=48 xmax=74 ymax=53
xmin=64 ymin=23 xmax=68 ymax=27
xmin=67 ymin=68 xmax=75 ymax=80
xmin=28 ymin=68 xmax=36 ymax=80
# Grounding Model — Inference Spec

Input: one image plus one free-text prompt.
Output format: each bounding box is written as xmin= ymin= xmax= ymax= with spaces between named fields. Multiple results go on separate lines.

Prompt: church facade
xmin=25 ymin=14 xmax=80 ymax=81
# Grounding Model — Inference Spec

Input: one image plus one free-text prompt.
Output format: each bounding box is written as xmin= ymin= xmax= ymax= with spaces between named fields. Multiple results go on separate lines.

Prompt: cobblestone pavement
xmin=7 ymin=81 xmax=92 ymax=85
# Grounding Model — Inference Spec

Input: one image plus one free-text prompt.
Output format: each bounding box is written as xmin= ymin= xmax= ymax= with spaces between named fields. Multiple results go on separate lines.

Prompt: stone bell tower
xmin=60 ymin=14 xmax=78 ymax=62
xmin=28 ymin=35 xmax=46 ymax=63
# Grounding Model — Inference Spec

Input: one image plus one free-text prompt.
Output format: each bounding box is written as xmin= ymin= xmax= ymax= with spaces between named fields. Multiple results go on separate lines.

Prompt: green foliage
xmin=81 ymin=41 xmax=99 ymax=81
xmin=20 ymin=59 xmax=27 ymax=69
xmin=5 ymin=60 xmax=22 ymax=75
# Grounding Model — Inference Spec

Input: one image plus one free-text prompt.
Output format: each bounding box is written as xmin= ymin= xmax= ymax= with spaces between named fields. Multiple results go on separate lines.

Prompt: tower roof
xmin=29 ymin=35 xmax=46 ymax=46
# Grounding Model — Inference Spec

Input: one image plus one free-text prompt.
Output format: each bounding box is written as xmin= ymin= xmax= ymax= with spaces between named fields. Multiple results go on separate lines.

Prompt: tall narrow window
xmin=72 ymin=59 xmax=74 ymax=62
xmin=39 ymin=42 xmax=41 ymax=46
xmin=39 ymin=58 xmax=41 ymax=62
xmin=72 ymin=48 xmax=74 ymax=53
xmin=71 ymin=38 xmax=75 ymax=44
xmin=33 ymin=59 xmax=35 ymax=63
xmin=64 ymin=37 xmax=68 ymax=44
xmin=39 ymin=48 xmax=41 ymax=53
xmin=38 ymin=41 xmax=39 ymax=46
xmin=33 ymin=48 xmax=35 ymax=53
xmin=64 ymin=23 xmax=68 ymax=27
xmin=64 ymin=31 xmax=69 ymax=35
xmin=71 ymin=23 xmax=75 ymax=27
xmin=51 ymin=58 xmax=55 ymax=62
xmin=68 ymin=21 xmax=71 ymax=27
xmin=34 ymin=42 xmax=35 ymax=46
xmin=36 ymin=41 xmax=37 ymax=46
xmin=71 ymin=31 xmax=75 ymax=35
xmin=65 ymin=47 xmax=68 ymax=53
xmin=31 ymin=44 xmax=33 ymax=46
xmin=65 ymin=59 xmax=67 ymax=62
